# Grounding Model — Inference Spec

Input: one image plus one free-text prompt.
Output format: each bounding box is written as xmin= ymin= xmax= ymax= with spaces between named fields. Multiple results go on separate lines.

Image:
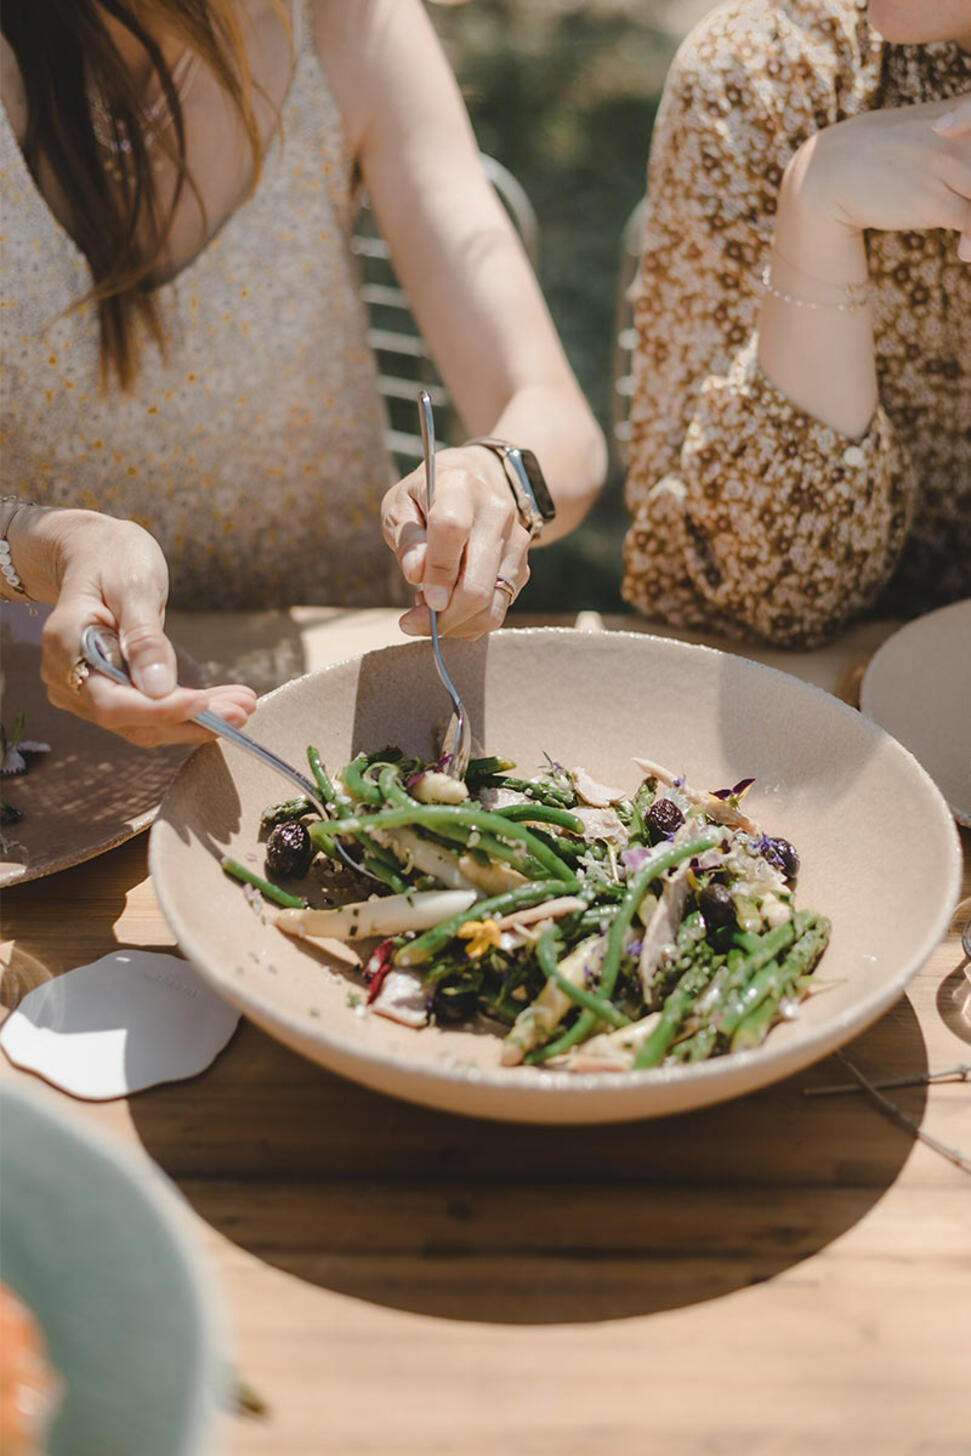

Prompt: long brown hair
xmin=2 ymin=2 xmax=277 ymax=387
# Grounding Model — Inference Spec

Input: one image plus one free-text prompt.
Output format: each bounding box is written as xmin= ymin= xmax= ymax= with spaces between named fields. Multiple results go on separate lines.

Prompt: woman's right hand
xmin=787 ymin=92 xmax=971 ymax=250
xmin=18 ymin=508 xmax=258 ymax=747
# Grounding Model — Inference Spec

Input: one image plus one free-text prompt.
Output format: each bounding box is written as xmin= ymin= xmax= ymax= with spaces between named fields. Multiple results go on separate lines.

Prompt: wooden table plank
xmin=1 ymin=613 xmax=968 ymax=1456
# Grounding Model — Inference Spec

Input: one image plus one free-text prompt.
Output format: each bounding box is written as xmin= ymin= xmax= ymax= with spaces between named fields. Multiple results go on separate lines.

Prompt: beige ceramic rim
xmin=151 ymin=629 xmax=962 ymax=1124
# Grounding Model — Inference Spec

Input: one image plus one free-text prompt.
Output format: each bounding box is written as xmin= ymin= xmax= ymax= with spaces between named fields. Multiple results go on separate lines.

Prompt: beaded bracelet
xmin=760 ymin=263 xmax=871 ymax=315
xmin=0 ymin=496 xmax=36 ymax=603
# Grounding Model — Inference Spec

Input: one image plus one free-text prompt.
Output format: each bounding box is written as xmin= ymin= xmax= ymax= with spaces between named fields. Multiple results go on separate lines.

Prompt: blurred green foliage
xmin=428 ymin=0 xmax=686 ymax=613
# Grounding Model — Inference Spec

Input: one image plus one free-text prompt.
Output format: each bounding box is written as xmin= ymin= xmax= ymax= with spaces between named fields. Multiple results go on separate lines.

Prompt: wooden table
xmin=2 ymin=611 xmax=969 ymax=1456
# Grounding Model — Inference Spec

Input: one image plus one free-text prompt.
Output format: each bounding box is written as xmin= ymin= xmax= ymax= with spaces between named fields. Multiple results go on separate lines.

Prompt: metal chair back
xmin=352 ymin=155 xmax=541 ymax=472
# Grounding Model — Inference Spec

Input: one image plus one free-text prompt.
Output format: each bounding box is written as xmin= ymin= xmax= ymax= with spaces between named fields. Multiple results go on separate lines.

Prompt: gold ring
xmin=67 ymin=658 xmax=90 ymax=694
xmin=495 ymin=575 xmax=517 ymax=601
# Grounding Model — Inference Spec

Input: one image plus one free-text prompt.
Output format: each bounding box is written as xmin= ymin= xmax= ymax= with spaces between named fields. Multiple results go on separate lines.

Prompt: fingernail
xmin=398 ymin=617 xmax=419 ymax=636
xmin=401 ymin=552 xmax=423 ymax=584
xmin=933 ymin=113 xmax=956 ymax=133
xmin=424 ymin=586 xmax=449 ymax=612
xmin=133 ymin=659 xmax=176 ymax=698
xmin=959 ymin=235 xmax=971 ymax=262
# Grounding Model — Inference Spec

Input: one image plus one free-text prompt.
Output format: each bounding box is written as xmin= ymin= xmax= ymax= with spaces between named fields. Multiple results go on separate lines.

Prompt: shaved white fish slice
xmin=570 ymin=767 xmax=626 ymax=808
xmin=637 ymin=860 xmax=692 ymax=997
xmin=372 ymin=969 xmax=430 ymax=1028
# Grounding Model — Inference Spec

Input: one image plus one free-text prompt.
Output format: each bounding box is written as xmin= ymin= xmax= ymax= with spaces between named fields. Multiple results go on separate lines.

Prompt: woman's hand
xmin=789 ymin=92 xmax=971 ymax=251
xmin=24 ymin=509 xmax=257 ymax=747
xmin=381 ymin=445 xmax=531 ymax=639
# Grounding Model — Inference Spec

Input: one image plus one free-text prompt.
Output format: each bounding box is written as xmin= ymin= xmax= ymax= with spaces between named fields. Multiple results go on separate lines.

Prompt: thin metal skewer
xmin=417 ymin=389 xmax=471 ymax=779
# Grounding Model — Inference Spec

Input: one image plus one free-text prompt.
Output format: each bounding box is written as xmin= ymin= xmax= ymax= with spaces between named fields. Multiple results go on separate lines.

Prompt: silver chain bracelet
xmin=759 ymin=263 xmax=871 ymax=315
xmin=0 ymin=496 xmax=37 ymax=603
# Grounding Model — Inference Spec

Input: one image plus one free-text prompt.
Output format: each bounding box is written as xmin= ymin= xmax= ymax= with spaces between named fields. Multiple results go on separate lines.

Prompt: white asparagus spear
xmin=501 ymin=932 xmax=608 ymax=1066
xmin=456 ymin=854 xmax=527 ymax=896
xmin=375 ymin=827 xmax=481 ymax=892
xmin=276 ymin=889 xmax=477 ymax=942
xmin=561 ymin=1013 xmax=663 ymax=1073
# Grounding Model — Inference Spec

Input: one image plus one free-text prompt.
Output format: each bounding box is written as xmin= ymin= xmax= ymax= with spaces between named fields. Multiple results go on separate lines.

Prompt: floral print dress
xmin=623 ymin=0 xmax=971 ymax=646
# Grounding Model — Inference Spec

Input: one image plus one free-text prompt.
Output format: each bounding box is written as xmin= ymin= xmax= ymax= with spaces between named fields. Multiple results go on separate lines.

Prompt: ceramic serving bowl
xmin=0 ymin=1079 xmax=227 ymax=1455
xmin=150 ymin=629 xmax=961 ymax=1124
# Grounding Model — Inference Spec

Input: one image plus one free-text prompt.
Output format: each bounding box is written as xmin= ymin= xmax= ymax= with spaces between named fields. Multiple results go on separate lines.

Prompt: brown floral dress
xmin=622 ymin=0 xmax=971 ymax=646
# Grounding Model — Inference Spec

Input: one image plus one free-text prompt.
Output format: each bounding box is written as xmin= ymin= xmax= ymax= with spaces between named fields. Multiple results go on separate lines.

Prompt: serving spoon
xmin=79 ymin=623 xmax=380 ymax=880
xmin=417 ymin=389 xmax=472 ymax=780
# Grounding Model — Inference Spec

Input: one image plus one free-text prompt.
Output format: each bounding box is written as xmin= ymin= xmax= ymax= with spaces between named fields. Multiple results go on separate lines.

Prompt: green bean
xmin=526 ymin=830 xmax=720 ymax=1064
xmin=408 ymin=813 xmax=536 ymax=872
xmin=397 ymin=879 xmax=577 ymax=966
xmin=307 ymin=747 xmax=341 ymax=809
xmin=493 ymin=804 xmax=583 ymax=833
xmin=327 ymin=805 xmax=577 ymax=884
xmin=378 ymin=763 xmax=415 ymax=809
xmin=547 ymin=964 xmax=631 ymax=1030
xmin=377 ymin=768 xmax=544 ymax=872
xmin=221 ymin=856 xmax=305 ymax=909
xmin=340 ymin=754 xmax=385 ymax=806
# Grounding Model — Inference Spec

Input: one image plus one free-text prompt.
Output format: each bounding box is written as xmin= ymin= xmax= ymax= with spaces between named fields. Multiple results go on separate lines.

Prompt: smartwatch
xmin=466 ymin=437 xmax=556 ymax=539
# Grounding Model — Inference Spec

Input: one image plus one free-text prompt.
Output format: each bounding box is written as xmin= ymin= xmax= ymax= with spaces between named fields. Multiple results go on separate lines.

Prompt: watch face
xmin=517 ymin=449 xmax=557 ymax=521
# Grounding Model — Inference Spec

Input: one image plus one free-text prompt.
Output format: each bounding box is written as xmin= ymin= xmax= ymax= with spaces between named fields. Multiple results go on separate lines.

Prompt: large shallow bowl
xmin=151 ymin=629 xmax=961 ymax=1124
xmin=0 ymin=1080 xmax=226 ymax=1455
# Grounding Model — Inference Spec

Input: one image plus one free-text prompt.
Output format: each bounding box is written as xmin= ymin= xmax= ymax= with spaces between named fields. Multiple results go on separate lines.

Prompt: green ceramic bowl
xmin=0 ymin=1080 xmax=226 ymax=1455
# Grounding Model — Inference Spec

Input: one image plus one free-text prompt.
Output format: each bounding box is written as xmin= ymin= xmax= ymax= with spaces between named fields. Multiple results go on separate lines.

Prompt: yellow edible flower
xmin=457 ymin=918 xmax=502 ymax=959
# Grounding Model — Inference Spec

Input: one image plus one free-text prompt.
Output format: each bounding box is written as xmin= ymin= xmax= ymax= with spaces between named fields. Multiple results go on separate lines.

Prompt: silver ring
xmin=495 ymin=575 xmax=517 ymax=601
xmin=67 ymin=658 xmax=90 ymax=694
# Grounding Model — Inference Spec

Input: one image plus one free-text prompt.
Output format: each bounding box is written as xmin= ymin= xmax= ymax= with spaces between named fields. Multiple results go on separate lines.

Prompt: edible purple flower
xmin=673 ymin=773 xmax=686 ymax=789
xmin=627 ymin=938 xmax=643 ymax=958
xmin=711 ymin=776 xmax=756 ymax=802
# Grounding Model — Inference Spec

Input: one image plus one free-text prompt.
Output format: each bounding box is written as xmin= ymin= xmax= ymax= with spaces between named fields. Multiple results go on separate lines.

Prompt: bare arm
xmin=313 ymin=0 xmax=605 ymax=635
xmin=759 ymin=97 xmax=971 ymax=438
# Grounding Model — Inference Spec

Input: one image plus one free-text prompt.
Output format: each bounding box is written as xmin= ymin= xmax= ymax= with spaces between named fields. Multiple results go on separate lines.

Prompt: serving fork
xmin=79 ymin=623 xmax=380 ymax=881
xmin=417 ymin=389 xmax=472 ymax=780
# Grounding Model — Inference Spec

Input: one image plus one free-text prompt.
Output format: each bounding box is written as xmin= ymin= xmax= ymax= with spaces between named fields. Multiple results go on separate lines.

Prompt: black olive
xmin=265 ymin=820 xmax=314 ymax=879
xmin=434 ymin=985 xmax=479 ymax=1024
xmin=645 ymin=798 xmax=684 ymax=842
xmin=763 ymin=836 xmax=800 ymax=880
xmin=699 ymin=882 xmax=736 ymax=931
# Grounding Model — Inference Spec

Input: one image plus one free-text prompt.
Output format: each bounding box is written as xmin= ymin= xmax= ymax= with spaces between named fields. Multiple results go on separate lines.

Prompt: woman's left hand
xmin=382 ymin=445 xmax=531 ymax=639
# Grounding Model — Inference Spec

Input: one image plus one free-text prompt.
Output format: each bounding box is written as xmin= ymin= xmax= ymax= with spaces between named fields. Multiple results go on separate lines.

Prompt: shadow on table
xmin=131 ymin=995 xmax=928 ymax=1326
